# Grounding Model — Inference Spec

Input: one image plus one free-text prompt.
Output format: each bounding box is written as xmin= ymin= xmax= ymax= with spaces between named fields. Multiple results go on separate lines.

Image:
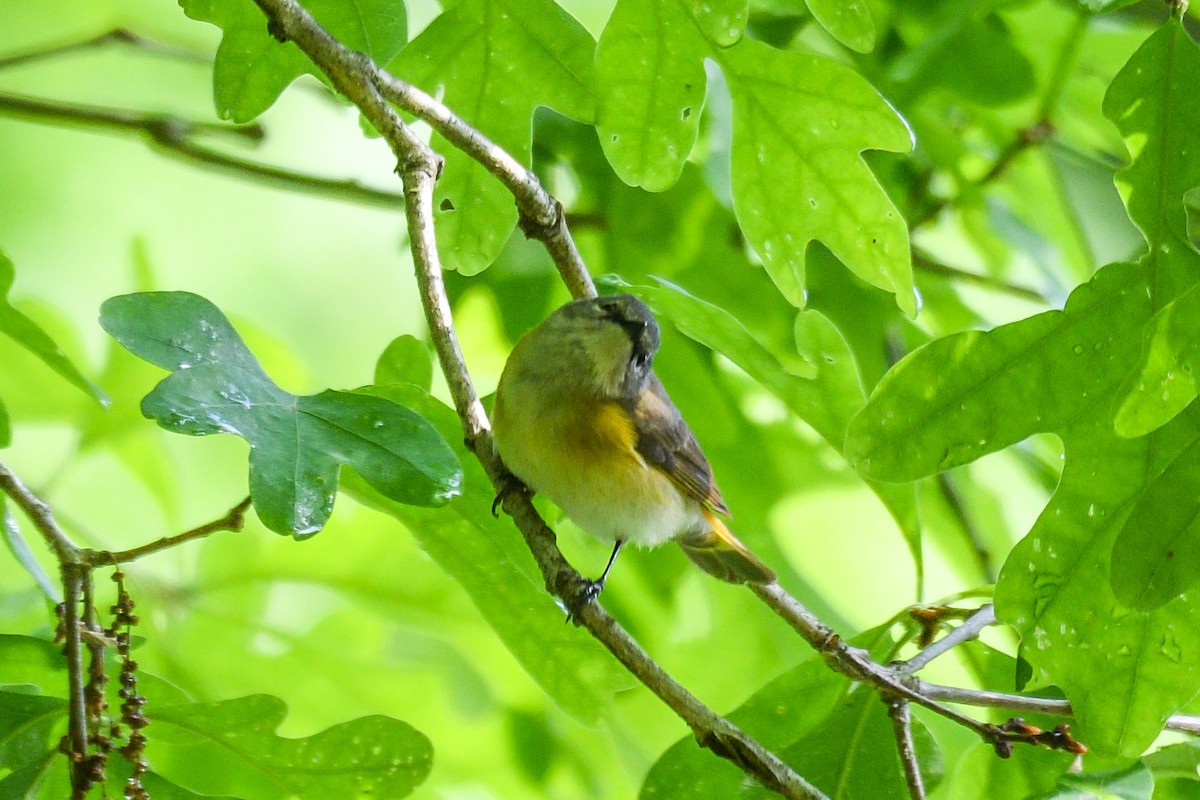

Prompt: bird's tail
xmin=677 ymin=509 xmax=776 ymax=585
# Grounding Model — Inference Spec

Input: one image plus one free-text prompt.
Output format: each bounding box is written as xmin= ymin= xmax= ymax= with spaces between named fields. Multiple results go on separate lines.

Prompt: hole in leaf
xmin=439 ymin=198 xmax=455 ymax=211
xmin=681 ymin=106 xmax=692 ymax=119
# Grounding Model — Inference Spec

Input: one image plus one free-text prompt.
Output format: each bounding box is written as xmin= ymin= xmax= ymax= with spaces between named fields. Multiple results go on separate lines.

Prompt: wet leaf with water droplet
xmin=148 ymin=695 xmax=431 ymax=798
xmin=100 ymin=292 xmax=462 ymax=538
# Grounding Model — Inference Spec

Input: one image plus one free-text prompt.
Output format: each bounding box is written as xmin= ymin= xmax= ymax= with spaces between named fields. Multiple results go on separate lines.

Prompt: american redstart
xmin=492 ymin=293 xmax=776 ymax=601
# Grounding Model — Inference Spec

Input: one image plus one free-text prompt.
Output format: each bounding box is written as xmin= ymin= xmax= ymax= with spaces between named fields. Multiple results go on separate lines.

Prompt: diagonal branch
xmin=244 ymin=1 xmax=825 ymax=796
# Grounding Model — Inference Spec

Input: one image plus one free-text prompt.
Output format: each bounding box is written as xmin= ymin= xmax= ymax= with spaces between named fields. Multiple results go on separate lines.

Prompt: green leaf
xmin=847 ymin=259 xmax=1200 ymax=755
xmin=0 ymin=251 xmax=105 ymax=408
xmin=595 ymin=0 xmax=709 ymax=192
xmin=779 ymin=689 xmax=942 ymax=800
xmin=99 ymin=292 xmax=462 ymax=537
xmin=374 ymin=334 xmax=433 ymax=391
xmin=690 ymin=0 xmax=748 ymax=46
xmin=1108 ymin=21 xmax=1200 ymax=435
xmin=141 ymin=773 xmax=243 ymax=800
xmin=179 ymin=0 xmax=407 ymax=122
xmin=148 ymin=696 xmax=431 ymax=799
xmin=593 ymin=12 xmax=910 ymax=313
xmin=722 ymin=38 xmax=915 ymax=314
xmin=344 ymin=383 xmax=627 ymax=725
xmin=641 ymin=625 xmax=922 ymax=797
xmin=845 ymin=263 xmax=1144 ymax=482
xmin=0 ymin=635 xmax=65 ymax=691
xmin=389 ymin=0 xmax=594 ymax=274
xmin=1109 ymin=435 xmax=1200 ymax=608
xmin=1143 ymin=741 xmax=1200 ymax=781
xmin=804 ymin=0 xmax=875 ymax=53
xmin=0 ymin=751 xmax=57 ymax=800
xmin=0 ymin=692 xmax=64 ymax=773
xmin=1 ymin=507 xmax=59 ymax=602
xmin=1044 ymin=764 xmax=1155 ymax=800
xmin=890 ymin=9 xmax=1035 ymax=107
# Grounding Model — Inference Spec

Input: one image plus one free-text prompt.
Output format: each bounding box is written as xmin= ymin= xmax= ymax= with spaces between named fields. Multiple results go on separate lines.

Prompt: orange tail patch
xmin=677 ymin=510 xmax=776 ymax=585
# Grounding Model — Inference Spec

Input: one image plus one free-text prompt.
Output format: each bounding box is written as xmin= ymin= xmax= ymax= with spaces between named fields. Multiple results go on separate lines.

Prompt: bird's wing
xmin=632 ymin=374 xmax=729 ymax=516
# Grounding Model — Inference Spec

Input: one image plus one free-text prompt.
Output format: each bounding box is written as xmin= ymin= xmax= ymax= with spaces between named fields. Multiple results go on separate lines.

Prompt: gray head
xmin=536 ymin=293 xmax=661 ymax=399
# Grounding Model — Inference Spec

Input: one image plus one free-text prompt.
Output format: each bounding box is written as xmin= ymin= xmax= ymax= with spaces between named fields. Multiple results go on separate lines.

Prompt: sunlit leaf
xmin=722 ymin=38 xmax=915 ymax=314
xmin=0 ymin=692 xmax=63 ymax=774
xmin=641 ymin=625 xmax=919 ymax=797
xmin=148 ymin=696 xmax=431 ymax=799
xmin=848 ymin=254 xmax=1200 ymax=754
xmin=99 ymin=292 xmax=462 ymax=537
xmin=374 ymin=334 xmax=433 ymax=391
xmin=389 ymin=0 xmax=594 ymax=274
xmin=0 ymin=251 xmax=104 ymax=410
xmin=179 ymin=0 xmax=407 ymax=121
xmin=1046 ymin=764 xmax=1154 ymax=800
xmin=1111 ymin=21 xmax=1200 ymax=436
xmin=804 ymin=0 xmax=875 ymax=53
xmin=595 ymin=0 xmax=708 ymax=192
xmin=1 ymin=508 xmax=59 ymax=602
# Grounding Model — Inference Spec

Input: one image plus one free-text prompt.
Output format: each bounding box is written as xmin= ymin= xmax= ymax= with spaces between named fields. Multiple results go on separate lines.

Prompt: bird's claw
xmin=564 ymin=578 xmax=605 ymax=625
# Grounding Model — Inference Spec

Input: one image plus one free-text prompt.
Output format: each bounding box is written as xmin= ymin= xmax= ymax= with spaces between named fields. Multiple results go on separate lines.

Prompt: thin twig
xmin=748 ymin=583 xmax=1061 ymax=755
xmin=0 ymin=28 xmax=208 ymax=70
xmin=913 ymin=251 xmax=1047 ymax=303
xmin=0 ymin=461 xmax=81 ymax=564
xmin=83 ymin=496 xmax=252 ymax=566
xmin=899 ymin=604 xmax=997 ymax=676
xmin=887 ymin=700 xmax=926 ymax=800
xmin=935 ymin=473 xmax=997 ymax=583
xmin=914 ymin=680 xmax=1200 ymax=736
xmin=0 ymin=92 xmax=407 ymax=208
xmin=911 ymin=120 xmax=1056 ymax=230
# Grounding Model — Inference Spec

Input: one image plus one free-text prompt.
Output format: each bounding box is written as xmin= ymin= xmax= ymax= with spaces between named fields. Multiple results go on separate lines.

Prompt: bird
xmin=491 ymin=293 xmax=775 ymax=606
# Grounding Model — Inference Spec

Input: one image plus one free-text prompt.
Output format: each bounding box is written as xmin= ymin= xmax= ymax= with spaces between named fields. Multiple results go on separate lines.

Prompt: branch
xmin=360 ymin=52 xmax=594 ymax=298
xmin=242 ymin=2 xmax=825 ymax=796
xmin=82 ymin=496 xmax=253 ymax=567
xmin=0 ymin=92 xmax=406 ymax=208
xmin=60 ymin=565 xmax=91 ymax=795
xmin=0 ymin=461 xmax=80 ymax=564
xmin=887 ymin=700 xmax=926 ymax=800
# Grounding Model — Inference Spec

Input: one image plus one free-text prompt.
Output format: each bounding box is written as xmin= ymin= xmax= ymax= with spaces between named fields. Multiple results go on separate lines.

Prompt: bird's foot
xmin=490 ymin=472 xmax=531 ymax=517
xmin=563 ymin=577 xmax=605 ymax=625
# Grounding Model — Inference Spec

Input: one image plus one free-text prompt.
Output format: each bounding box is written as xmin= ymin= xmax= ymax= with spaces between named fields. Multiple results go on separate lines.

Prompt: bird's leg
xmin=566 ymin=540 xmax=624 ymax=623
